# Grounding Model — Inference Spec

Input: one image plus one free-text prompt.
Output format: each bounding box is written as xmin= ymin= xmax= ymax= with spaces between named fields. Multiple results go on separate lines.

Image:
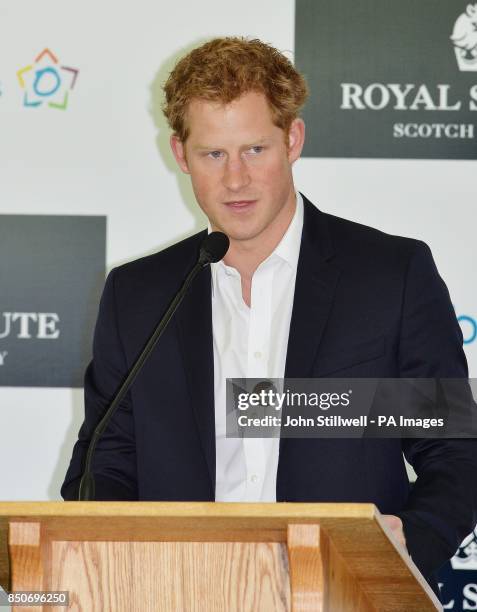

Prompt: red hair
xmin=162 ymin=37 xmax=308 ymax=141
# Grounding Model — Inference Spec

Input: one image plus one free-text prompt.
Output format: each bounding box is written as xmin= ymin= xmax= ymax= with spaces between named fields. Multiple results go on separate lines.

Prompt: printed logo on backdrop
xmin=437 ymin=530 xmax=477 ymax=610
xmin=452 ymin=4 xmax=477 ymax=72
xmin=17 ymin=48 xmax=79 ymax=109
xmin=295 ymin=0 xmax=477 ymax=158
xmin=452 ymin=528 xmax=477 ymax=570
xmin=458 ymin=312 xmax=477 ymax=344
xmin=0 ymin=216 xmax=105 ymax=387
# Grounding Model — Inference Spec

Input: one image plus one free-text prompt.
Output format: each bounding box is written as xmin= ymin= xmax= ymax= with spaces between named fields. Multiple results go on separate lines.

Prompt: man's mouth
xmin=223 ymin=200 xmax=257 ymax=211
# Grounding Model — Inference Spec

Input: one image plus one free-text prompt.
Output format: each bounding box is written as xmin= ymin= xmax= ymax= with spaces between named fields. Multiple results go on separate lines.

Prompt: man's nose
xmin=222 ymin=157 xmax=251 ymax=191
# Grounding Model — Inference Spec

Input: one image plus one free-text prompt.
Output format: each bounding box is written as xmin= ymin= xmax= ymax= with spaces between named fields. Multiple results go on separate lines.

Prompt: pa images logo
xmin=452 ymin=3 xmax=477 ymax=71
xmin=17 ymin=48 xmax=79 ymax=109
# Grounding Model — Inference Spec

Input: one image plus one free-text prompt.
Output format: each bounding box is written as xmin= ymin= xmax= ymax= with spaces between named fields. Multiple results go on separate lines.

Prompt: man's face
xmin=170 ymin=91 xmax=304 ymax=246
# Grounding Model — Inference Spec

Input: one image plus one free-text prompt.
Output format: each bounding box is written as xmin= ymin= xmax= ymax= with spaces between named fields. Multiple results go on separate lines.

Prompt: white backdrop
xmin=0 ymin=0 xmax=475 ymax=500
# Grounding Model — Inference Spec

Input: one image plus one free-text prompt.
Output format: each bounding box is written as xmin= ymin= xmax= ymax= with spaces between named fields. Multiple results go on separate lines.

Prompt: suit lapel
xmin=278 ymin=198 xmax=341 ymax=500
xmin=284 ymin=197 xmax=340 ymax=378
xmin=175 ymin=247 xmax=216 ymax=496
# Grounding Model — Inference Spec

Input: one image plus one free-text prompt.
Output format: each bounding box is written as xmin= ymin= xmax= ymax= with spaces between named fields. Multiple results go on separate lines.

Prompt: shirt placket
xmin=243 ymin=263 xmax=274 ymax=501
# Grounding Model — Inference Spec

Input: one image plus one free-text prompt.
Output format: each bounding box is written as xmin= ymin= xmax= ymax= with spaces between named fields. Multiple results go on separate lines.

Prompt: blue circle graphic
xmin=33 ymin=67 xmax=61 ymax=97
xmin=458 ymin=315 xmax=477 ymax=345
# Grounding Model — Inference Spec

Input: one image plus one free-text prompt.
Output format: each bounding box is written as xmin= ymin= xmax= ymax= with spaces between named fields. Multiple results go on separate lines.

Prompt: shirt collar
xmin=273 ymin=191 xmax=304 ymax=269
xmin=209 ymin=191 xmax=304 ymax=294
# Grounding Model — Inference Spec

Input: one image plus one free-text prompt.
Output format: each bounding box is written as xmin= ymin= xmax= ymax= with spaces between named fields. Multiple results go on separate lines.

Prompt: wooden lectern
xmin=0 ymin=502 xmax=441 ymax=611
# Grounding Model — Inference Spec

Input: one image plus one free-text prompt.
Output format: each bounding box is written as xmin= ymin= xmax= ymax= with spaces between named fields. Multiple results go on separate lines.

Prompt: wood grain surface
xmin=50 ymin=541 xmax=290 ymax=612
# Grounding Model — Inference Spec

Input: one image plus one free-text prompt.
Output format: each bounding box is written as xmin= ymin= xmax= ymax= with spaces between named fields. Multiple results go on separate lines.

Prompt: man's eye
xmin=208 ymin=151 xmax=223 ymax=159
xmin=249 ymin=146 xmax=264 ymax=154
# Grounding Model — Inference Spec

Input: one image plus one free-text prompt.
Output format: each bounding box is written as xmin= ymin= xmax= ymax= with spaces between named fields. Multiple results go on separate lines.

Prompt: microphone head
xmin=199 ymin=231 xmax=230 ymax=265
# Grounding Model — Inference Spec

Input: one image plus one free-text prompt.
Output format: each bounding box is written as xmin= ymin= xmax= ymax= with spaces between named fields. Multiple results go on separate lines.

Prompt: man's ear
xmin=287 ymin=118 xmax=305 ymax=164
xmin=170 ymin=134 xmax=190 ymax=174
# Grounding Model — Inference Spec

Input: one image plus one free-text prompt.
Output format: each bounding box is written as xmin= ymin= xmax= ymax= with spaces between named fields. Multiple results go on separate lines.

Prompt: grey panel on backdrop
xmin=0 ymin=215 xmax=106 ymax=387
xmin=295 ymin=0 xmax=477 ymax=159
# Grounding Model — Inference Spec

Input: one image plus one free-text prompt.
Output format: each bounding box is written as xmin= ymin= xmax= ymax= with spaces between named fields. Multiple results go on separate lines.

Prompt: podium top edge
xmin=0 ymin=501 xmax=377 ymax=519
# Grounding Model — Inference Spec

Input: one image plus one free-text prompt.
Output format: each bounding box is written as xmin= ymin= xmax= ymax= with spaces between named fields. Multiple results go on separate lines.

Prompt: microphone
xmin=199 ymin=231 xmax=230 ymax=265
xmin=78 ymin=231 xmax=229 ymax=500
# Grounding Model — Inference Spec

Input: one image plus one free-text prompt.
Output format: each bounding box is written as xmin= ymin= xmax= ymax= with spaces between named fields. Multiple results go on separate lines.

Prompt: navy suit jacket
xmin=62 ymin=195 xmax=477 ymax=585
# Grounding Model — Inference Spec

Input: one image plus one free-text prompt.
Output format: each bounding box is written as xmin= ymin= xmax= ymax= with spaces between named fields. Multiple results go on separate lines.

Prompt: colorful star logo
xmin=17 ymin=49 xmax=79 ymax=109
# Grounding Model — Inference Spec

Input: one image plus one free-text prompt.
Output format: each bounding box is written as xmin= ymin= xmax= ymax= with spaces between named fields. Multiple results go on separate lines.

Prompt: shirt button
xmin=250 ymin=474 xmax=259 ymax=483
xmin=254 ymin=351 xmax=262 ymax=359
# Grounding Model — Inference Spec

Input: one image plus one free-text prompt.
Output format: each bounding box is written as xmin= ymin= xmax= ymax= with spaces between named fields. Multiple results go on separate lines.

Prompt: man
xmin=62 ymin=37 xmax=477 ymax=594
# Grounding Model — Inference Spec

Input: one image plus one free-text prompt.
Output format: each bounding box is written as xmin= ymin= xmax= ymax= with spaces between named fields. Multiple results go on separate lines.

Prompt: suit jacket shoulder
xmin=303 ymin=195 xmax=427 ymax=268
xmin=112 ymin=229 xmax=207 ymax=294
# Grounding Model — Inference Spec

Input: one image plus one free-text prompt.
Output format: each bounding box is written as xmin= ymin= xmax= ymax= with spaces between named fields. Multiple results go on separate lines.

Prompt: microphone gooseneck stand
xmin=78 ymin=231 xmax=229 ymax=500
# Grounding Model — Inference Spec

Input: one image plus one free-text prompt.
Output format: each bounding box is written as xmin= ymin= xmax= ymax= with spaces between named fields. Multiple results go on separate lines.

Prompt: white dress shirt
xmin=211 ymin=192 xmax=304 ymax=501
